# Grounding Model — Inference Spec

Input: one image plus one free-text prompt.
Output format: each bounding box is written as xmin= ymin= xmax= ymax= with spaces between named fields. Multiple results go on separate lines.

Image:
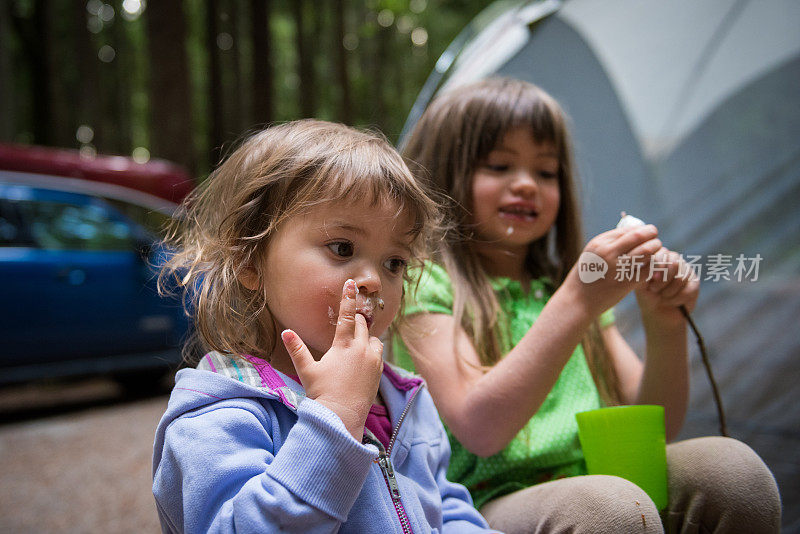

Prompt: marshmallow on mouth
xmin=327 ymin=294 xmax=384 ymax=329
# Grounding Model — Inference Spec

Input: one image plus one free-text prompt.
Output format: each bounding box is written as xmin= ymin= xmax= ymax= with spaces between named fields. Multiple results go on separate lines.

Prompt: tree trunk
xmin=312 ymin=0 xmax=328 ymax=119
xmin=334 ymin=0 xmax=350 ymax=125
xmin=293 ymin=0 xmax=314 ymax=118
xmin=250 ymin=0 xmax=273 ymax=127
xmin=145 ymin=0 xmax=195 ymax=173
xmin=205 ymin=0 xmax=224 ymax=164
xmin=110 ymin=4 xmax=133 ymax=154
xmin=9 ymin=0 xmax=53 ymax=145
xmin=228 ymin=0 xmax=247 ymax=133
xmin=0 ymin=3 xmax=15 ymax=141
xmin=32 ymin=0 xmax=52 ymax=145
xmin=372 ymin=21 xmax=390 ymax=130
xmin=44 ymin=2 xmax=74 ymax=148
xmin=72 ymin=0 xmax=103 ymax=148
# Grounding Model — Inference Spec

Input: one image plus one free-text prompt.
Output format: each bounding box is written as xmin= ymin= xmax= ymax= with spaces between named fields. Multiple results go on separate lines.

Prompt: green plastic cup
xmin=576 ymin=405 xmax=668 ymax=510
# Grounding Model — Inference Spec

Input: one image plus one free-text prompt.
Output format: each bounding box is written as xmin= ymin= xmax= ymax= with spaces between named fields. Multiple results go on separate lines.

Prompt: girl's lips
xmin=328 ymin=294 xmax=381 ymax=329
xmin=355 ymin=294 xmax=381 ymax=329
xmin=498 ymin=203 xmax=538 ymax=221
xmin=357 ymin=312 xmax=375 ymax=329
xmin=328 ymin=307 xmax=374 ymax=328
xmin=498 ymin=209 xmax=538 ymax=222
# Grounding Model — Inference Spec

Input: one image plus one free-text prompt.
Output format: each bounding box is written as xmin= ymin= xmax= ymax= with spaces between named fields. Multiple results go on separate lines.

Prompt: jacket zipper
xmin=377 ymin=450 xmax=411 ymax=533
xmin=374 ymin=384 xmax=423 ymax=534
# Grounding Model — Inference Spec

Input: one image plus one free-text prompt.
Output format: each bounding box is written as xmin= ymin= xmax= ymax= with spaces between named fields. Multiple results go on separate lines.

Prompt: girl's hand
xmin=281 ymin=279 xmax=384 ymax=441
xmin=565 ymin=224 xmax=663 ymax=318
xmin=635 ymin=247 xmax=700 ymax=327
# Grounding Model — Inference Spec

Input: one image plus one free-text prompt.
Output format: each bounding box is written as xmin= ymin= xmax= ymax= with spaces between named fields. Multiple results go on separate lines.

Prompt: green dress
xmin=392 ymin=262 xmax=614 ymax=509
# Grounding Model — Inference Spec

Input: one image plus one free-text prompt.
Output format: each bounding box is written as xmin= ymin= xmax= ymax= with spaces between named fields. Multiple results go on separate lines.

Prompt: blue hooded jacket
xmin=152 ymin=352 xmax=495 ymax=533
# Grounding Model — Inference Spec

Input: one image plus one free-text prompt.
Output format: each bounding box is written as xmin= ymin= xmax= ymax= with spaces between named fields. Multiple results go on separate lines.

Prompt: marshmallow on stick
xmin=616 ymin=211 xmax=646 ymax=229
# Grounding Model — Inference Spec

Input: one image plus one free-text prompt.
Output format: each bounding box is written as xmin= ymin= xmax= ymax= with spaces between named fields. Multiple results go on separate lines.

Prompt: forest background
xmin=0 ymin=0 xmax=487 ymax=178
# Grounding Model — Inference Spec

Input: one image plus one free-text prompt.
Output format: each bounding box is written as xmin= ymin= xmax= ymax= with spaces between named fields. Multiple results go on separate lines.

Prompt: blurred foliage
xmin=1 ymin=0 xmax=487 ymax=179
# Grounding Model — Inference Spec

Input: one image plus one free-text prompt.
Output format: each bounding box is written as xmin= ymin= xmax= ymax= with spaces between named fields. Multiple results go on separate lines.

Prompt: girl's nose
xmin=355 ymin=268 xmax=382 ymax=296
xmin=509 ymin=170 xmax=538 ymax=196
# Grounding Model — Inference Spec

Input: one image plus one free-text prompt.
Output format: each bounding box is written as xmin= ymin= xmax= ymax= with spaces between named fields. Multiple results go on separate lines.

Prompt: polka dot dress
xmin=393 ymin=263 xmax=614 ymax=508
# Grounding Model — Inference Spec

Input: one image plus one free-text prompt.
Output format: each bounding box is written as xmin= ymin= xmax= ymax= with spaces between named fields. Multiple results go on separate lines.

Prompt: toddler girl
xmin=152 ymin=120 xmax=496 ymax=533
xmin=394 ymin=78 xmax=780 ymax=533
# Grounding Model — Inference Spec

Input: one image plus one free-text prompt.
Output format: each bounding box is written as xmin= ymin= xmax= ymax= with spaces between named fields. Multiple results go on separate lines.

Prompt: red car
xmin=0 ymin=143 xmax=194 ymax=205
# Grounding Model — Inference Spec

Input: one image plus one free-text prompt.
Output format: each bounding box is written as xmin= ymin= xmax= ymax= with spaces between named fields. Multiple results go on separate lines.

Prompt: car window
xmin=104 ymin=198 xmax=171 ymax=238
xmin=0 ymin=199 xmax=36 ymax=247
xmin=10 ymin=198 xmax=136 ymax=251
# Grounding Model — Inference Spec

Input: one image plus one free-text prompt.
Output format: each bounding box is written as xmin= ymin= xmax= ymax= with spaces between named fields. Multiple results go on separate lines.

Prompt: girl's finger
xmin=661 ymin=286 xmax=696 ymax=309
xmin=368 ymin=336 xmax=386 ymax=376
xmin=333 ymin=279 xmax=359 ymax=343
xmin=281 ymin=329 xmax=314 ymax=375
xmin=612 ymin=224 xmax=659 ymax=254
xmin=659 ymin=274 xmax=688 ymax=299
xmin=651 ymin=250 xmax=683 ymax=289
xmin=353 ymin=311 xmax=369 ymax=341
xmin=591 ymin=227 xmax=626 ymax=245
xmin=658 ymin=252 xmax=691 ymax=296
xmin=369 ymin=336 xmax=384 ymax=355
xmin=626 ymin=237 xmax=663 ymax=264
xmin=645 ymin=248 xmax=671 ymax=289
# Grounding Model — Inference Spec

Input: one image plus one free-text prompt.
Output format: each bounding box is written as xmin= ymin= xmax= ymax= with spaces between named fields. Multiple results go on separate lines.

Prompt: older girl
xmin=394 ymin=78 xmax=780 ymax=533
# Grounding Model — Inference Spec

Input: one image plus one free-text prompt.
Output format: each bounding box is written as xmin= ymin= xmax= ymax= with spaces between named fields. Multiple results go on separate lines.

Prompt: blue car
xmin=0 ymin=170 xmax=190 ymax=387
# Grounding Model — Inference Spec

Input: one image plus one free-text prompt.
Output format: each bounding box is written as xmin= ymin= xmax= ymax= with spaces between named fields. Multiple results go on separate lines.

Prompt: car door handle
xmin=56 ymin=268 xmax=87 ymax=285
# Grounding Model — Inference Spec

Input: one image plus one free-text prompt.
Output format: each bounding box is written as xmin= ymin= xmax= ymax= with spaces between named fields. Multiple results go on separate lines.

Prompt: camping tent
xmin=401 ymin=0 xmax=800 ymax=529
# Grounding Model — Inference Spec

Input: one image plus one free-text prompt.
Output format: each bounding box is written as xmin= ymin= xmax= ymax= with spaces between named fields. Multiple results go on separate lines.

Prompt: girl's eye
xmin=384 ymin=257 xmax=407 ymax=274
xmin=327 ymin=241 xmax=354 ymax=258
xmin=485 ymin=164 xmax=509 ymax=172
xmin=540 ymin=170 xmax=559 ymax=180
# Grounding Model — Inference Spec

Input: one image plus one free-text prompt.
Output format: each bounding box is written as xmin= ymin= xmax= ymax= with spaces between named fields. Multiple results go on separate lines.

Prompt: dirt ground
xmin=2 ymin=376 xmax=794 ymax=533
xmin=0 ymin=378 xmax=169 ymax=533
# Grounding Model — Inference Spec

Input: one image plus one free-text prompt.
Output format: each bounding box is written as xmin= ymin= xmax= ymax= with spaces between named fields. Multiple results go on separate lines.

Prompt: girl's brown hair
xmin=160 ymin=119 xmax=442 ymax=363
xmin=402 ymin=78 xmax=621 ymax=405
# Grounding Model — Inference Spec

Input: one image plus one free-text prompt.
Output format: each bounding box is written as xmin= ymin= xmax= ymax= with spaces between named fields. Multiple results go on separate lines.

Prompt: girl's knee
xmin=481 ymin=476 xmax=663 ymax=534
xmin=666 ymin=437 xmax=781 ymax=532
xmin=562 ymin=475 xmax=663 ymax=533
xmin=668 ymin=437 xmax=777 ymax=492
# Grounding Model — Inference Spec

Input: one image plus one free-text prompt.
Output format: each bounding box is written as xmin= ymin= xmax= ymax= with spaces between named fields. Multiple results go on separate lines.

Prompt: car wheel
xmin=113 ymin=369 xmax=170 ymax=397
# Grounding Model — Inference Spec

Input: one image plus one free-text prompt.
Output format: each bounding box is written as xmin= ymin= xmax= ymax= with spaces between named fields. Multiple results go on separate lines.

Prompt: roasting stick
xmin=617 ymin=213 xmax=728 ymax=437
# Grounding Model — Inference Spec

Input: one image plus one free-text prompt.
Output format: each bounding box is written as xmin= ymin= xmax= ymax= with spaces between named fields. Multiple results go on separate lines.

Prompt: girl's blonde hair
xmin=402 ymin=78 xmax=621 ymax=405
xmin=160 ymin=119 xmax=442 ymax=363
